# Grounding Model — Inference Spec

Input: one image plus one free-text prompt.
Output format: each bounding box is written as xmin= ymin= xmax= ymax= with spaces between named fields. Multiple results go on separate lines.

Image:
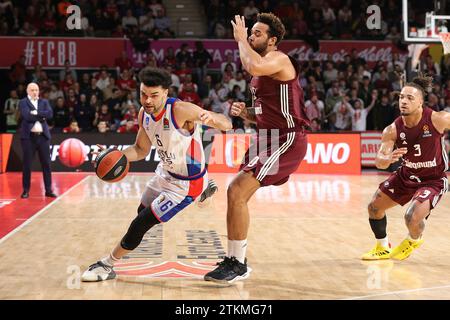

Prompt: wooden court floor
xmin=0 ymin=172 xmax=450 ymax=300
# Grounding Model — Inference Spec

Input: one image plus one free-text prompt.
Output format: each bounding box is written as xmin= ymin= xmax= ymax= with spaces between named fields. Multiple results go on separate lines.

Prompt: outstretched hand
xmin=231 ymin=15 xmax=248 ymax=43
xmin=389 ymin=147 xmax=407 ymax=163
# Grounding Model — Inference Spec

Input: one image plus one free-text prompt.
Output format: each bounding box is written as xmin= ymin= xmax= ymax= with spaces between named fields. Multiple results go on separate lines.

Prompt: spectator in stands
xmin=115 ymin=51 xmax=133 ymax=76
xmin=116 ymin=69 xmax=137 ymax=98
xmin=122 ymin=9 xmax=138 ymax=30
xmin=63 ymin=119 xmax=81 ymax=133
xmin=48 ymin=84 xmax=64 ymax=105
xmin=220 ymin=53 xmax=237 ymax=74
xmin=323 ymin=61 xmax=338 ymax=88
xmin=42 ymin=11 xmax=56 ymax=34
xmin=374 ymin=69 xmax=392 ymax=95
xmin=192 ymin=41 xmax=212 ymax=83
xmin=179 ymin=74 xmax=198 ymax=93
xmin=325 ymin=81 xmax=342 ymax=115
xmin=309 ymin=118 xmax=321 ymax=132
xmin=154 ymin=9 xmax=174 ymax=37
xmin=208 ymin=82 xmax=229 ymax=113
xmin=99 ymin=76 xmax=117 ymax=101
xmin=333 ymin=95 xmax=352 ymax=131
xmin=421 ymin=55 xmax=441 ymax=77
xmin=4 ymin=90 xmax=20 ymax=131
xmin=243 ymin=0 xmax=259 ymax=23
xmin=117 ymin=120 xmax=139 ymax=133
xmin=107 ymin=88 xmax=123 ymax=130
xmin=348 ymin=95 xmax=376 ymax=131
xmin=337 ymin=5 xmax=352 ymax=38
xmin=93 ymin=103 xmax=112 ymax=128
xmin=96 ymin=70 xmax=111 ymax=91
xmin=229 ymin=85 xmax=246 ymax=102
xmin=178 ymin=82 xmax=202 ymax=106
xmin=139 ymin=9 xmax=155 ymax=34
xmin=74 ymin=94 xmax=94 ymax=132
xmin=175 ymin=61 xmax=192 ymax=83
xmin=121 ymin=92 xmax=140 ymax=113
xmin=305 ymin=94 xmax=325 ymax=123
xmin=428 ymin=93 xmax=440 ymax=111
xmin=228 ymin=71 xmax=246 ymax=94
xmin=53 ymin=97 xmax=70 ymax=131
xmin=163 ymin=47 xmax=177 ymax=68
xmin=372 ymin=93 xmax=396 ymax=130
xmin=59 ymin=59 xmax=78 ymax=82
xmin=176 ymin=43 xmax=192 ymax=68
xmin=96 ymin=121 xmax=109 ymax=133
xmin=9 ymin=55 xmax=27 ymax=85
xmin=165 ymin=65 xmax=180 ymax=90
xmin=198 ymin=74 xmax=213 ymax=101
xmin=222 ymin=63 xmax=235 ymax=83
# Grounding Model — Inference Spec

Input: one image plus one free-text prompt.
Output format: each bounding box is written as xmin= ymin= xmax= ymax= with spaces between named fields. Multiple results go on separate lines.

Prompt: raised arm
xmin=375 ymin=123 xmax=407 ymax=169
xmin=174 ymin=101 xmax=233 ymax=132
xmin=231 ymin=15 xmax=286 ymax=77
xmin=122 ymin=108 xmax=153 ymax=161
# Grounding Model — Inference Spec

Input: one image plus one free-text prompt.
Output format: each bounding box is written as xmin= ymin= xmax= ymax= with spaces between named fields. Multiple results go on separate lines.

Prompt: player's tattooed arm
xmin=122 ymin=108 xmax=153 ymax=162
xmin=230 ymin=102 xmax=256 ymax=123
xmin=431 ymin=110 xmax=450 ymax=133
xmin=375 ymin=123 xmax=407 ymax=170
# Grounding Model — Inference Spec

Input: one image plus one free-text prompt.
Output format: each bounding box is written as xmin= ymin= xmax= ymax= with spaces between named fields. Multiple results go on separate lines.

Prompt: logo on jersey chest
xmin=422 ymin=125 xmax=432 ymax=138
xmin=145 ymin=116 xmax=150 ymax=130
xmin=163 ymin=117 xmax=170 ymax=130
xmin=400 ymin=132 xmax=408 ymax=145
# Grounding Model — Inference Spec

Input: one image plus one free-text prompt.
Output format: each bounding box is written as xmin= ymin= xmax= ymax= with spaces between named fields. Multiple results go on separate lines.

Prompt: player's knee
xmin=227 ymin=180 xmax=246 ymax=204
xmin=367 ymin=201 xmax=382 ymax=219
xmin=121 ymin=206 xmax=161 ymax=250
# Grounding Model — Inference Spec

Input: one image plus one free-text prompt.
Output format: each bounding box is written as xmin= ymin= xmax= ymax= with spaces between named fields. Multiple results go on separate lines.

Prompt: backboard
xmin=402 ymin=0 xmax=450 ymax=43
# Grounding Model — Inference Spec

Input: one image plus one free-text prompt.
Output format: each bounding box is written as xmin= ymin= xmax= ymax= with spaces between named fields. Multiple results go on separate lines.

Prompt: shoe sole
xmin=81 ymin=271 xmax=117 ymax=282
xmin=204 ymin=267 xmax=252 ymax=284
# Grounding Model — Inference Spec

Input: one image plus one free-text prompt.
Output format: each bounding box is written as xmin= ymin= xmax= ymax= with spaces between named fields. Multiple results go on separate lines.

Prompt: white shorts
xmin=140 ymin=166 xmax=208 ymax=222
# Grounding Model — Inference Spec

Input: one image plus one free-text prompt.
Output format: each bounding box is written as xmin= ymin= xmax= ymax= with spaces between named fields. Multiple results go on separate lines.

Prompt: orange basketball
xmin=59 ymin=138 xmax=87 ymax=168
xmin=95 ymin=149 xmax=129 ymax=182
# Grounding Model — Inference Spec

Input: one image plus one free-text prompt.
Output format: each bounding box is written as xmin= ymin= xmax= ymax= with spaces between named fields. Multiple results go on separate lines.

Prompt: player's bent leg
xmin=362 ymin=189 xmax=399 ymax=261
xmin=390 ymin=199 xmax=430 ymax=261
xmin=82 ymin=206 xmax=161 ymax=282
xmin=204 ymin=171 xmax=259 ymax=284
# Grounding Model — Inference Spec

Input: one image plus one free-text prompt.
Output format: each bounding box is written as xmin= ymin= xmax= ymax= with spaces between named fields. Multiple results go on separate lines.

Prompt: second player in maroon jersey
xmin=362 ymin=74 xmax=450 ymax=261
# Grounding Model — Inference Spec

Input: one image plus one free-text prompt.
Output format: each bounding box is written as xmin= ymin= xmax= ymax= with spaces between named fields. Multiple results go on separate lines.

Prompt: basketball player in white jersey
xmin=82 ymin=67 xmax=232 ymax=281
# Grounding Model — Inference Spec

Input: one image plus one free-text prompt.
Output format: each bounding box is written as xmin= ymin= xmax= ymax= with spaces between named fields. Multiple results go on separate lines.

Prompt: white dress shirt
xmin=28 ymin=95 xmax=43 ymax=133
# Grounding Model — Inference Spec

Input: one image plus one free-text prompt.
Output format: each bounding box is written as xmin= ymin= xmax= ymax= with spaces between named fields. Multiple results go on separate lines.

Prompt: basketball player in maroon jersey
xmin=362 ymin=74 xmax=450 ymax=261
xmin=204 ymin=14 xmax=309 ymax=283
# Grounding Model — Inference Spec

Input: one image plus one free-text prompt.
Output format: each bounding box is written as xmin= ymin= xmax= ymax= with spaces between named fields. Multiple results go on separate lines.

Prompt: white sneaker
xmin=81 ymin=261 xmax=116 ymax=282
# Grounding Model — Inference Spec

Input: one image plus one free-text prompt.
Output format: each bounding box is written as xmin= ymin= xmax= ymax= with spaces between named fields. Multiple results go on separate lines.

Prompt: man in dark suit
xmin=19 ymin=82 xmax=57 ymax=199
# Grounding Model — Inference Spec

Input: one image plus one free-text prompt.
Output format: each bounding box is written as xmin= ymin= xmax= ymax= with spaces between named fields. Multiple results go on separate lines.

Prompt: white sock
xmin=101 ymin=252 xmax=120 ymax=267
xmin=376 ymin=236 xmax=389 ymax=248
xmin=230 ymin=239 xmax=247 ymax=264
xmin=227 ymin=240 xmax=234 ymax=258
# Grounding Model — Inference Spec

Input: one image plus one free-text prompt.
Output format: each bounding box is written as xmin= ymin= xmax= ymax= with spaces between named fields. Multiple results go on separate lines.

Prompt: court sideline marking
xmin=342 ymin=283 xmax=450 ymax=300
xmin=0 ymin=176 xmax=90 ymax=246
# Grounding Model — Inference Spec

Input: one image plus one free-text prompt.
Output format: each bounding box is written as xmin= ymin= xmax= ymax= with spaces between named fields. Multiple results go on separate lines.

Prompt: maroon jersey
xmin=249 ymin=56 xmax=309 ymax=130
xmin=394 ymin=107 xmax=449 ymax=181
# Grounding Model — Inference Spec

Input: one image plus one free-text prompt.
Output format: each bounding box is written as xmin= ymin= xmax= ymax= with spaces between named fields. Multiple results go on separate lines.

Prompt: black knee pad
xmin=121 ymin=206 xmax=161 ymax=250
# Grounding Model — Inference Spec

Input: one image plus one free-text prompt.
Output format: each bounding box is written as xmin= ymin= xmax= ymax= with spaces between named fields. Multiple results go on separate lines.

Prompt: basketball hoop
xmin=439 ymin=32 xmax=450 ymax=54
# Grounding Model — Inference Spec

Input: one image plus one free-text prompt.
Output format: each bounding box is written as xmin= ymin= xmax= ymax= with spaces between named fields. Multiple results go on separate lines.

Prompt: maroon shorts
xmin=240 ymin=130 xmax=307 ymax=187
xmin=379 ymin=171 xmax=449 ymax=209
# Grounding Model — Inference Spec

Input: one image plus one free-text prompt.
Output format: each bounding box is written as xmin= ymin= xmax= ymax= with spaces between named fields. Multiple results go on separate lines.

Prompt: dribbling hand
xmin=230 ymin=102 xmax=246 ymax=117
xmin=389 ymin=147 xmax=407 ymax=163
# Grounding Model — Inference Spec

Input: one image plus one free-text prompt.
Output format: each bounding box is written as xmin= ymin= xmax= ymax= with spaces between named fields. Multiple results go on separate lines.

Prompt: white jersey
xmin=142 ymin=97 xmax=206 ymax=179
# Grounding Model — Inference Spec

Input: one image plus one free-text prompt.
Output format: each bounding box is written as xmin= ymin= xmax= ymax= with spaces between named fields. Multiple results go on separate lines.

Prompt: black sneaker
xmin=198 ymin=179 xmax=218 ymax=204
xmin=81 ymin=261 xmax=116 ymax=282
xmin=204 ymin=256 xmax=251 ymax=284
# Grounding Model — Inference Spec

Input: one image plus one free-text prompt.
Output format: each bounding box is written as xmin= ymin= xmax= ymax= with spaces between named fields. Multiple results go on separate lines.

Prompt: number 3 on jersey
xmin=413 ymin=144 xmax=421 ymax=157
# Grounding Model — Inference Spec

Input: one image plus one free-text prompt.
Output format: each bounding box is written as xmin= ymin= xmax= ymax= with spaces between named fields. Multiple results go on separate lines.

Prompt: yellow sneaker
xmin=390 ymin=238 xmax=424 ymax=260
xmin=361 ymin=243 xmax=391 ymax=260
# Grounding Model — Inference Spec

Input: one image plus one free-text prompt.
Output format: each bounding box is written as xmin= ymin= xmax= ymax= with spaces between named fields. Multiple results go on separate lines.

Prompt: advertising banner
xmin=1 ymin=37 xmax=407 ymax=69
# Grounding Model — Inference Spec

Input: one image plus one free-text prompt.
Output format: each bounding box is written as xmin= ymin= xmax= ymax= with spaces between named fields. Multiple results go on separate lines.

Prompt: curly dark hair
xmin=256 ymin=12 xmax=286 ymax=46
xmin=405 ymin=72 xmax=433 ymax=98
xmin=138 ymin=67 xmax=172 ymax=89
